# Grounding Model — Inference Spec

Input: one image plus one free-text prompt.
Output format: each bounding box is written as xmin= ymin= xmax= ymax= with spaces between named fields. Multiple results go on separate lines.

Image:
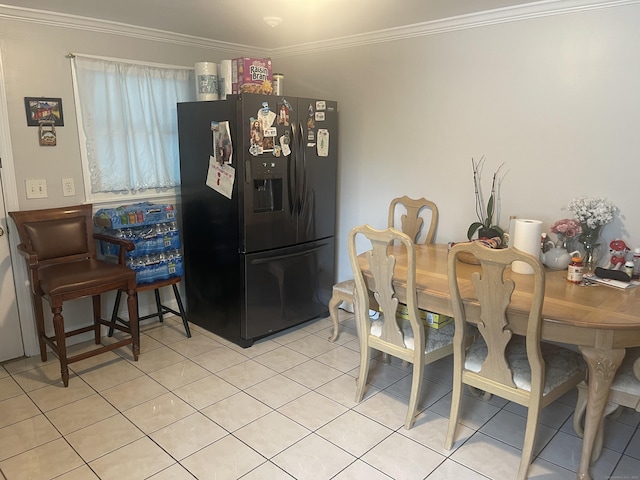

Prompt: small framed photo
xmin=24 ymin=97 xmax=64 ymax=127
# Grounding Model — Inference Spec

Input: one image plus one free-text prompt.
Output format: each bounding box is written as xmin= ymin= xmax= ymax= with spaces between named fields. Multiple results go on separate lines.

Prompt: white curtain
xmin=72 ymin=55 xmax=195 ymax=193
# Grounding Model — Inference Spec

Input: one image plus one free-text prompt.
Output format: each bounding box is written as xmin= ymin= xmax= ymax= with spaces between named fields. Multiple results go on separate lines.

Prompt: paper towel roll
xmin=218 ymin=60 xmax=232 ymax=100
xmin=512 ymin=219 xmax=542 ymax=274
xmin=195 ymin=62 xmax=219 ymax=101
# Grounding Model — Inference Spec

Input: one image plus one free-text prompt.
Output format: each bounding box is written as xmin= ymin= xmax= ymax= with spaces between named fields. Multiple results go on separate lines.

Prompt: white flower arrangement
xmin=567 ymin=196 xmax=616 ymax=231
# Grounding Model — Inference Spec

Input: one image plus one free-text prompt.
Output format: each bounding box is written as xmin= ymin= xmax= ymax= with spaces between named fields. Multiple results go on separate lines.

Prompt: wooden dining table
xmin=357 ymin=243 xmax=640 ymax=480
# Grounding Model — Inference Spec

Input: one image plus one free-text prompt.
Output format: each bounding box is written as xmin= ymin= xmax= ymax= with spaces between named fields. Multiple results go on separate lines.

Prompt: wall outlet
xmin=62 ymin=177 xmax=75 ymax=197
xmin=25 ymin=179 xmax=48 ymax=199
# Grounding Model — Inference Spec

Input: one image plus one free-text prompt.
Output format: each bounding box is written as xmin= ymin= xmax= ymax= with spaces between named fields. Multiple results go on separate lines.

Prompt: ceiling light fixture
xmin=263 ymin=16 xmax=283 ymax=28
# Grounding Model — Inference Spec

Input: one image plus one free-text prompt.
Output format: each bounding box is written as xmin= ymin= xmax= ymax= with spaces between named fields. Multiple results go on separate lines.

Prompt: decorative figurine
xmin=608 ymin=239 xmax=630 ymax=270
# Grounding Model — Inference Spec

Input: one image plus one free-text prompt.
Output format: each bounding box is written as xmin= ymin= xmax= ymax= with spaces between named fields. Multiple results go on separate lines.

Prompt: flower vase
xmin=580 ymin=226 xmax=603 ymax=275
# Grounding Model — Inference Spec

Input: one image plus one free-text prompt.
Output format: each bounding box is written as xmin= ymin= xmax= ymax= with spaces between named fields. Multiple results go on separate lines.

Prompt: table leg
xmin=577 ymin=346 xmax=625 ymax=480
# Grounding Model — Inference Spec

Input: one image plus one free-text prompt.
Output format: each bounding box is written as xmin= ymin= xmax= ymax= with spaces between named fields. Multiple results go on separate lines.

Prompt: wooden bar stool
xmin=109 ymin=276 xmax=191 ymax=338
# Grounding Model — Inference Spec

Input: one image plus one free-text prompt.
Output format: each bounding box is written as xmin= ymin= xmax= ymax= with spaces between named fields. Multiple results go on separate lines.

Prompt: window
xmin=71 ymin=55 xmax=195 ymax=202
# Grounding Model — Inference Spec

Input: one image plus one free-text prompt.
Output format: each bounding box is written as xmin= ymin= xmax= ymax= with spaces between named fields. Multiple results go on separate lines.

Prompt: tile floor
xmin=1 ymin=311 xmax=640 ymax=480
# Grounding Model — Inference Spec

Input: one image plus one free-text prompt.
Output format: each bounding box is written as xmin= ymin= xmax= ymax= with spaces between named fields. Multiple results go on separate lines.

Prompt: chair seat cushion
xmin=465 ymin=336 xmax=586 ymax=395
xmin=371 ymin=315 xmax=455 ymax=353
xmin=332 ymin=279 xmax=355 ymax=295
xmin=611 ymin=348 xmax=640 ymax=396
xmin=39 ymin=259 xmax=135 ymax=297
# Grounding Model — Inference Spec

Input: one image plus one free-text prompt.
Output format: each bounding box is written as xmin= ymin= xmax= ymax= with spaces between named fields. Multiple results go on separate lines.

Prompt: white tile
xmin=0 ymin=414 xmax=60 ymax=462
xmin=538 ymin=430 xmax=620 ymax=478
xmin=201 ymin=391 xmax=272 ymax=432
xmin=282 ymin=358 xmax=343 ymax=389
xmin=55 ymin=465 xmax=100 ymax=480
xmin=270 ymin=325 xmax=313 ymax=345
xmin=450 ymin=432 xmax=523 ymax=480
xmin=278 ymin=391 xmax=348 ymax=430
xmin=147 ymin=463 xmax=196 ymax=480
xmin=65 ymin=413 xmax=144 ymax=462
xmin=272 ymin=433 xmax=356 ymax=480
xmin=601 ymin=415 xmax=637 ymax=453
xmin=0 ymin=376 xmax=23 ymax=401
xmin=479 ymin=408 xmax=557 ymax=455
xmin=168 ymin=333 xmax=222 ymax=358
xmin=123 ymin=392 xmax=195 ymax=434
xmin=172 ymin=373 xmax=239 ymax=409
xmin=626 ymin=428 xmax=640 ymax=459
xmin=215 ymin=359 xmax=277 ymax=389
xmin=76 ymin=357 xmax=145 ymax=391
xmin=226 ymin=337 xmax=281 ymax=357
xmin=611 ymin=454 xmax=640 ymax=478
xmin=45 ymin=393 xmax=119 ymax=435
xmin=2 ymin=355 xmax=58 ymax=376
xmin=241 ymin=461 xmax=295 ymax=479
xmin=190 ymin=345 xmax=248 ymax=372
xmin=9 ymin=362 xmax=64 ymax=392
xmin=429 ymin=391 xmax=501 ymax=430
xmin=425 ymin=458 xmax=488 ymax=480
xmin=126 ymin=345 xmax=186 ymax=373
xmin=286 ymin=333 xmax=339 ymax=357
xmin=235 ymin=411 xmax=310 ymax=458
xmin=385 ymin=376 xmax=451 ymax=410
xmin=314 ymin=345 xmax=361 ymax=373
xmin=89 ymin=436 xmax=175 ymax=480
xmin=0 ymin=437 xmax=84 ymax=480
xmin=253 ymin=345 xmax=311 ymax=372
xmin=143 ymin=321 xmax=191 ymax=344
xmin=316 ymin=410 xmax=392 ymax=457
xmin=245 ymin=374 xmax=310 ymax=409
xmin=180 ymin=435 xmax=265 ymax=479
xmin=400 ymin=409 xmax=474 ymax=455
xmin=101 ymin=374 xmax=169 ymax=411
xmin=27 ymin=376 xmax=95 ymax=412
xmin=332 ymin=459 xmax=392 ymax=479
xmin=315 ymin=373 xmax=380 ymax=409
xmin=0 ymin=393 xmax=41 ymax=428
xmin=503 ymin=397 xmax=574 ymax=429
xmin=353 ymin=390 xmax=414 ymax=430
xmin=148 ymin=359 xmax=210 ymax=390
xmin=361 ymin=431 xmax=445 ymax=480
xmin=149 ymin=412 xmax=226 ymax=460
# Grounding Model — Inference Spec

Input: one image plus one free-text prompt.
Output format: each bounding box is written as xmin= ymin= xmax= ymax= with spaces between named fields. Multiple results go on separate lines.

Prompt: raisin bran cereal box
xmin=232 ymin=57 xmax=273 ymax=95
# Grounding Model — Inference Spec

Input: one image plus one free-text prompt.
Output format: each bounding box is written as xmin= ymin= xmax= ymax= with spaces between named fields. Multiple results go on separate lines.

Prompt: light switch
xmin=25 ymin=179 xmax=48 ymax=199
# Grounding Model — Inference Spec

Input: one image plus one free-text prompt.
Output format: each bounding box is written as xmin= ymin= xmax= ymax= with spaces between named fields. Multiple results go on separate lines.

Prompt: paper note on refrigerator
xmin=206 ymin=156 xmax=235 ymax=199
xmin=317 ymin=129 xmax=329 ymax=157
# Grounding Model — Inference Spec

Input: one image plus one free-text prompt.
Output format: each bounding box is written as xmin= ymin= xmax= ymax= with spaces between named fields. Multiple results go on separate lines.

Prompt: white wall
xmin=277 ymin=3 xmax=640 ymax=281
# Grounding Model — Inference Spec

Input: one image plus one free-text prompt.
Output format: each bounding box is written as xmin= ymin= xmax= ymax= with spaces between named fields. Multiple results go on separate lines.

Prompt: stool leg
xmin=328 ymin=293 xmax=341 ymax=342
xmin=52 ymin=306 xmax=69 ymax=387
xmin=172 ymin=283 xmax=191 ymax=338
xmin=154 ymin=288 xmax=164 ymax=323
xmin=33 ymin=294 xmax=48 ymax=361
xmin=127 ymin=288 xmax=140 ymax=360
xmin=92 ymin=295 xmax=101 ymax=344
xmin=109 ymin=290 xmax=123 ymax=337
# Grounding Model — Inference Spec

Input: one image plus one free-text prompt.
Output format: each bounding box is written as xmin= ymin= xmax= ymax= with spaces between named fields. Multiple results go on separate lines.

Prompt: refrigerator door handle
xmin=289 ymin=124 xmax=297 ymax=215
xmin=249 ymin=242 xmax=330 ymax=264
xmin=297 ymin=121 xmax=306 ymax=215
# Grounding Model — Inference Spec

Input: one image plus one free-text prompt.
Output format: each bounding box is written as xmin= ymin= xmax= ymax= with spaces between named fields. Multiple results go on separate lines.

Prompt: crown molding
xmin=0 ymin=0 xmax=638 ymax=58
xmin=271 ymin=0 xmax=640 ymax=56
xmin=0 ymin=4 xmax=266 ymax=56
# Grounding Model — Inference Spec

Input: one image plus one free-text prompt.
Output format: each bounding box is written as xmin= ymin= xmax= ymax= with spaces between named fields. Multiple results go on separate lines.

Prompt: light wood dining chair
xmin=349 ymin=224 xmax=454 ymax=429
xmin=328 ymin=196 xmax=438 ymax=342
xmin=445 ymin=242 xmax=586 ymax=480
xmin=573 ymin=347 xmax=640 ymax=461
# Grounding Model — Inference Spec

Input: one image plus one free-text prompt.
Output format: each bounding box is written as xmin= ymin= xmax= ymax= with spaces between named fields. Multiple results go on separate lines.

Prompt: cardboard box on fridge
xmin=396 ymin=304 xmax=454 ymax=329
xmin=232 ymin=57 xmax=273 ymax=95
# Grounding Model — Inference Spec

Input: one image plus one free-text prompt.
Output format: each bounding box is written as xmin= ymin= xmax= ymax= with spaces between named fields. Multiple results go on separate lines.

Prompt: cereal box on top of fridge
xmin=233 ymin=57 xmax=273 ymax=95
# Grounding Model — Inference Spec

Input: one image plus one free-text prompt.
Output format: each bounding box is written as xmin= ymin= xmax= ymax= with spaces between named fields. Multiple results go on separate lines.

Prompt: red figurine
xmin=608 ymin=239 xmax=630 ymax=270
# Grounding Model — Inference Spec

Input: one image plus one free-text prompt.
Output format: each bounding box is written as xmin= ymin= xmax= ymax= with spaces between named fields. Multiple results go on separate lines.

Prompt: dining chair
xmin=9 ymin=204 xmax=140 ymax=387
xmin=445 ymin=241 xmax=586 ymax=480
xmin=328 ymin=196 xmax=438 ymax=342
xmin=349 ymin=224 xmax=454 ymax=429
xmin=573 ymin=347 xmax=640 ymax=461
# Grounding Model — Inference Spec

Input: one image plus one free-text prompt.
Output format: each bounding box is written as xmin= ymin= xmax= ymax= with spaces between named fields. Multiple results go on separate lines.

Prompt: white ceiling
xmin=0 ymin=0 xmax=542 ymax=50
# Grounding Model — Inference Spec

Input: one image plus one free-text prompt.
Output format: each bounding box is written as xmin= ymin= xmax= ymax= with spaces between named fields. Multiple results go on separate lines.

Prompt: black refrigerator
xmin=177 ymin=94 xmax=337 ymax=347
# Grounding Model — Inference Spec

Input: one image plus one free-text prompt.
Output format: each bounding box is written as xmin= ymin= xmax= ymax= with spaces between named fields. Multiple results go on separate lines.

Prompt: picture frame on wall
xmin=24 ymin=97 xmax=64 ymax=127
